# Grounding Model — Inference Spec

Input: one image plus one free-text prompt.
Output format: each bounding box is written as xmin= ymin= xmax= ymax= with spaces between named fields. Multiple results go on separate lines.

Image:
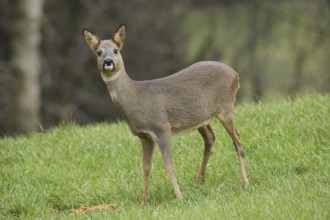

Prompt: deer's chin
xmin=101 ymin=71 xmax=120 ymax=83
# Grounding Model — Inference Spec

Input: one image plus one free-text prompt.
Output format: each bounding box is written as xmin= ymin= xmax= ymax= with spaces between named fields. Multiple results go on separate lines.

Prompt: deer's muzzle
xmin=103 ymin=59 xmax=115 ymax=71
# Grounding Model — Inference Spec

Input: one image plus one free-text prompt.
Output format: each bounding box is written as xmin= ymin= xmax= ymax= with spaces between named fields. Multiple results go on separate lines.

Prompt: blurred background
xmin=0 ymin=0 xmax=329 ymax=136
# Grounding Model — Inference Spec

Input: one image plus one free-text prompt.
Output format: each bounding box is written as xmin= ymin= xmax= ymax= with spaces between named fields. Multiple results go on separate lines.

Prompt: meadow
xmin=0 ymin=93 xmax=329 ymax=219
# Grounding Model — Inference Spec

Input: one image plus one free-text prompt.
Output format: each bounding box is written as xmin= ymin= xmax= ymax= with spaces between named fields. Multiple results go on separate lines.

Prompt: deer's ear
xmin=112 ymin=24 xmax=126 ymax=49
xmin=83 ymin=28 xmax=101 ymax=51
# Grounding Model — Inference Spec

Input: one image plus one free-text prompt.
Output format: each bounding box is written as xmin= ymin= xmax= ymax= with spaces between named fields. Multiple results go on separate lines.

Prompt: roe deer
xmin=83 ymin=24 xmax=249 ymax=204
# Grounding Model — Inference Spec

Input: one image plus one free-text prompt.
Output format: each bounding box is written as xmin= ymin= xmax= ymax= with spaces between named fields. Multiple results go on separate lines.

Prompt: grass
xmin=0 ymin=93 xmax=329 ymax=219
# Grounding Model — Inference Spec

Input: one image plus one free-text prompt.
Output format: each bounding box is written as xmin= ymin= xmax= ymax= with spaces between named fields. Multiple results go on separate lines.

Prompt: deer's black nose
xmin=104 ymin=59 xmax=113 ymax=66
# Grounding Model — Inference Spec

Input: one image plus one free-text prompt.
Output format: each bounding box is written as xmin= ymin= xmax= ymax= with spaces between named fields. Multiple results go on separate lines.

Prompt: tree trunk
xmin=8 ymin=0 xmax=43 ymax=135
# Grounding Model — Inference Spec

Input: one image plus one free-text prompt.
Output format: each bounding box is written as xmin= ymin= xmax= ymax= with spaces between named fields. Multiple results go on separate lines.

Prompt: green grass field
xmin=1 ymin=93 xmax=329 ymax=219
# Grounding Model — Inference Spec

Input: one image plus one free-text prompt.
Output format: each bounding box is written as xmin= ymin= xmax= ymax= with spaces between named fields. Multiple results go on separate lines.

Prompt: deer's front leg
xmin=157 ymin=132 xmax=183 ymax=200
xmin=140 ymin=137 xmax=155 ymax=205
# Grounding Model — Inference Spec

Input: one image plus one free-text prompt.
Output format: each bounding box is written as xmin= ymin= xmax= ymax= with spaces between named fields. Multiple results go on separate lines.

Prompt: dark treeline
xmin=0 ymin=0 xmax=329 ymax=136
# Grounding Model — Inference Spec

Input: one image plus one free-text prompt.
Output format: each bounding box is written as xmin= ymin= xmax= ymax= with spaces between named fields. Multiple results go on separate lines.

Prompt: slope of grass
xmin=0 ymin=93 xmax=329 ymax=219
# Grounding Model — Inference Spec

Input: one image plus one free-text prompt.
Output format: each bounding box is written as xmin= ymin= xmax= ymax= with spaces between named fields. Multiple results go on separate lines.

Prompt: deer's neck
xmin=103 ymin=69 xmax=137 ymax=110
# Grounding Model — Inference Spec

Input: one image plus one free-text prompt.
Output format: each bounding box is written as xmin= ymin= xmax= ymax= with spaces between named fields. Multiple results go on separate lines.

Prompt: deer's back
xmin=149 ymin=61 xmax=239 ymax=106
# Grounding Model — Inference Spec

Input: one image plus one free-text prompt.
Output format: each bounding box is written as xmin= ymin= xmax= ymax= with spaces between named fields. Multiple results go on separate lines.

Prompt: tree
xmin=7 ymin=0 xmax=43 ymax=134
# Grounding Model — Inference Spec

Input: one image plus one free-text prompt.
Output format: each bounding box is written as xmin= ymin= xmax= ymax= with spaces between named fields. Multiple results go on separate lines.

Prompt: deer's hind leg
xmin=196 ymin=124 xmax=215 ymax=182
xmin=217 ymin=112 xmax=249 ymax=186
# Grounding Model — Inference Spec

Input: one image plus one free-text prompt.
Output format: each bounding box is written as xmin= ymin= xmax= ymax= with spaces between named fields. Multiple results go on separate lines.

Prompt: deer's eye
xmin=97 ymin=50 xmax=102 ymax=56
xmin=114 ymin=48 xmax=119 ymax=54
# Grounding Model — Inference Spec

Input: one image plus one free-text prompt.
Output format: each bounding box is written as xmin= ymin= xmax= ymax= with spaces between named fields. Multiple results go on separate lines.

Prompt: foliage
xmin=181 ymin=2 xmax=330 ymax=101
xmin=0 ymin=93 xmax=329 ymax=219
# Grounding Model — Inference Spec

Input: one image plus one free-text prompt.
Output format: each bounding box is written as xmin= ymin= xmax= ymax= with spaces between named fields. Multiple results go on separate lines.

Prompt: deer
xmin=83 ymin=24 xmax=249 ymax=204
